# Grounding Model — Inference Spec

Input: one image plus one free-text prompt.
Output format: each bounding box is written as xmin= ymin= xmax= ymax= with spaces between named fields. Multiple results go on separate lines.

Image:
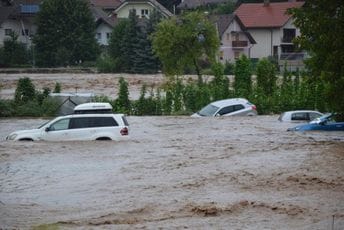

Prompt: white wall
xmin=116 ymin=3 xmax=155 ymax=18
xmin=219 ymin=19 xmax=253 ymax=63
xmin=95 ymin=23 xmax=113 ymax=46
xmin=248 ymin=18 xmax=300 ymax=59
xmin=0 ymin=18 xmax=36 ymax=47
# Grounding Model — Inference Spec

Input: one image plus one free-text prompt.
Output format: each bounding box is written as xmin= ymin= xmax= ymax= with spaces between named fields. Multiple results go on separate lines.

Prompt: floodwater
xmin=0 ymin=116 xmax=343 ymax=229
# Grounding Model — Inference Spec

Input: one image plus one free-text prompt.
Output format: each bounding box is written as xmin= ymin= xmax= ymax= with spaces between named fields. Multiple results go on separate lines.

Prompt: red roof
xmin=234 ymin=1 xmax=304 ymax=28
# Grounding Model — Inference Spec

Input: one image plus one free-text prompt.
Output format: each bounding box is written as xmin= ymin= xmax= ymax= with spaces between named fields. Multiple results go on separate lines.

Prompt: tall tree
xmin=289 ymin=0 xmax=344 ymax=116
xmin=34 ymin=0 xmax=99 ymax=67
xmin=151 ymin=12 xmax=219 ymax=81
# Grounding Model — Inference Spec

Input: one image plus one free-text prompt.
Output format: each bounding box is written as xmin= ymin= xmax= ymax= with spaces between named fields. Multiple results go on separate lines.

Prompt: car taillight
xmin=120 ymin=127 xmax=128 ymax=136
xmin=252 ymin=105 xmax=257 ymax=110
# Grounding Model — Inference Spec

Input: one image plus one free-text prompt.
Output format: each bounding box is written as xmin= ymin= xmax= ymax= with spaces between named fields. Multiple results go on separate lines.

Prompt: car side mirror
xmin=45 ymin=127 xmax=50 ymax=132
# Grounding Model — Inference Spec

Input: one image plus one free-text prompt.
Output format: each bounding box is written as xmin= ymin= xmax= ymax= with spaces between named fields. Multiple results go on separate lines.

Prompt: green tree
xmin=1 ymin=32 xmax=28 ymax=66
xmin=234 ymin=55 xmax=252 ymax=97
xmin=115 ymin=77 xmax=130 ymax=114
xmin=14 ymin=77 xmax=36 ymax=104
xmin=289 ymin=0 xmax=344 ymax=116
xmin=256 ymin=58 xmax=277 ymax=96
xmin=108 ymin=19 xmax=129 ymax=72
xmin=34 ymin=0 xmax=100 ymax=67
xmin=151 ymin=12 xmax=220 ymax=82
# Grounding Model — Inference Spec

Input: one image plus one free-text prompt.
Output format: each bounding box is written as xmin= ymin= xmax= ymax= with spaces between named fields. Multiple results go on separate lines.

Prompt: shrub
xmin=14 ymin=77 xmax=36 ymax=104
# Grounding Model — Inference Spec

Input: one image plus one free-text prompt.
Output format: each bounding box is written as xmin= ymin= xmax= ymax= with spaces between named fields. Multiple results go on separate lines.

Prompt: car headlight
xmin=6 ymin=133 xmax=17 ymax=140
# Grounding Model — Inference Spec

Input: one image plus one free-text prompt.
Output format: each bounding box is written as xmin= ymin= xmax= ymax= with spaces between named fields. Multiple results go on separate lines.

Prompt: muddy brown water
xmin=0 ymin=116 xmax=343 ymax=229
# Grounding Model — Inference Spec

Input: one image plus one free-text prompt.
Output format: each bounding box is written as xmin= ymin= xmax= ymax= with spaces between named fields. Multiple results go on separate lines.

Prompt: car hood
xmin=7 ymin=129 xmax=41 ymax=140
xmin=191 ymin=113 xmax=202 ymax=118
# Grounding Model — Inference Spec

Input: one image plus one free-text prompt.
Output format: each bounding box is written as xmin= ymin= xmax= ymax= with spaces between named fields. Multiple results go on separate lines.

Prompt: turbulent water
xmin=0 ymin=116 xmax=343 ymax=229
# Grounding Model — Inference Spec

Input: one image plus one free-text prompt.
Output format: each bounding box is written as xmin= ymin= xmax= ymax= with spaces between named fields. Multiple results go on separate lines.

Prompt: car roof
xmin=211 ymin=98 xmax=249 ymax=107
xmin=74 ymin=102 xmax=113 ymax=111
xmin=283 ymin=110 xmax=322 ymax=114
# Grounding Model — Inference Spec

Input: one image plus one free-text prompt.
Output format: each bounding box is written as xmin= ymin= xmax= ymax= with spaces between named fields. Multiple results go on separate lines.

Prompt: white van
xmin=6 ymin=103 xmax=129 ymax=141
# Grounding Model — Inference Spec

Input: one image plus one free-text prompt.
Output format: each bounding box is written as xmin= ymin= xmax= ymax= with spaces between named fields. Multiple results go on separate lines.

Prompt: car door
xmin=42 ymin=118 xmax=70 ymax=141
xmin=217 ymin=105 xmax=234 ymax=116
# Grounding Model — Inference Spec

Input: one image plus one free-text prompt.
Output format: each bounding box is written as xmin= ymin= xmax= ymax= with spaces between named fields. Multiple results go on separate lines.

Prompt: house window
xmin=226 ymin=33 xmax=230 ymax=40
xmin=96 ymin=33 xmax=101 ymax=40
xmin=141 ymin=9 xmax=149 ymax=18
xmin=234 ymin=51 xmax=240 ymax=59
xmin=106 ymin=33 xmax=111 ymax=40
xmin=22 ymin=29 xmax=29 ymax=36
xmin=5 ymin=29 xmax=12 ymax=35
xmin=232 ymin=32 xmax=239 ymax=41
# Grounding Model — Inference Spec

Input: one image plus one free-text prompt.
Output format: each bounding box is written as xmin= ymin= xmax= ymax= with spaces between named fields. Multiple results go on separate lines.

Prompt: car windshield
xmin=311 ymin=113 xmax=333 ymax=123
xmin=198 ymin=104 xmax=219 ymax=116
xmin=37 ymin=120 xmax=50 ymax=129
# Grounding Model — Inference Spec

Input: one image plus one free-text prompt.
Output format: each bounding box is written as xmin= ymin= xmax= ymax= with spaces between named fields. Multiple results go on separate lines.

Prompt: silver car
xmin=278 ymin=110 xmax=323 ymax=122
xmin=191 ymin=98 xmax=257 ymax=117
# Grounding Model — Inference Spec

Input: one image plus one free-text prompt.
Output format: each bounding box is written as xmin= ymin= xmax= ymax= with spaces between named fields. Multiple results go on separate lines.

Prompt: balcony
xmin=232 ymin=40 xmax=248 ymax=48
xmin=280 ymin=52 xmax=305 ymax=60
xmin=281 ymin=36 xmax=295 ymax=43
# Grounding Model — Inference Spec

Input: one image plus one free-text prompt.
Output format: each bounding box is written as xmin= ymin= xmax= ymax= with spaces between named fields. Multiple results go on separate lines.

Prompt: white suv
xmin=6 ymin=103 xmax=129 ymax=141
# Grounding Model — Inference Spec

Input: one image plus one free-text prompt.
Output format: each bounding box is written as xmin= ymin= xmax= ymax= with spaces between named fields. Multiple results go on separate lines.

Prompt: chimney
xmin=264 ymin=0 xmax=270 ymax=6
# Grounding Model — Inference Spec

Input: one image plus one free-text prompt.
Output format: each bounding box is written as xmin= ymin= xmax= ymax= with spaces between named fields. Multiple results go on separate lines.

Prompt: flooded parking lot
xmin=0 ymin=115 xmax=343 ymax=229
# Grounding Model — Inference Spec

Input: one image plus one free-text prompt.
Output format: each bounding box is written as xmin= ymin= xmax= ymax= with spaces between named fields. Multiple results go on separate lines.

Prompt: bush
xmin=96 ymin=56 xmax=120 ymax=73
xmin=15 ymin=77 xmax=36 ymax=104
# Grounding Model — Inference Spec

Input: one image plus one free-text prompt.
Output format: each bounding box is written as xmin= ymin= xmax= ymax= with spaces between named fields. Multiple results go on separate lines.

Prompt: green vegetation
xmin=0 ymin=77 xmax=60 ymax=117
xmin=151 ymin=11 xmax=220 ymax=82
xmin=34 ymin=0 xmax=100 ymax=67
xmin=289 ymin=0 xmax=344 ymax=118
xmin=0 ymin=32 xmax=29 ymax=67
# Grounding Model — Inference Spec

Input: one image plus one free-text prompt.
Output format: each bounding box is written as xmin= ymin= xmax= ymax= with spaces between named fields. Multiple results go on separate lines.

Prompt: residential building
xmin=211 ymin=14 xmax=256 ymax=63
xmin=235 ymin=0 xmax=305 ymax=70
xmin=114 ymin=0 xmax=173 ymax=19
xmin=90 ymin=6 xmax=117 ymax=46
xmin=0 ymin=0 xmax=40 ymax=47
xmin=90 ymin=0 xmax=123 ymax=14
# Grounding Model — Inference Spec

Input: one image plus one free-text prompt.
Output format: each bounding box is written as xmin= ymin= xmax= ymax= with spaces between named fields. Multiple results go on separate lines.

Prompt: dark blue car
xmin=287 ymin=113 xmax=344 ymax=131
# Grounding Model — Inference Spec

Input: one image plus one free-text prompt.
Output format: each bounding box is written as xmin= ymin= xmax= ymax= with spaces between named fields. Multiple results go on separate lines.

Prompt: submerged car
xmin=278 ymin=110 xmax=323 ymax=122
xmin=287 ymin=113 xmax=344 ymax=131
xmin=6 ymin=103 xmax=130 ymax=141
xmin=191 ymin=98 xmax=257 ymax=117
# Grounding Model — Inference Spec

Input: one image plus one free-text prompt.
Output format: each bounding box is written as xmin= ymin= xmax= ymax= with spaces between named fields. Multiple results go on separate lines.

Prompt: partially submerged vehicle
xmin=191 ymin=98 xmax=257 ymax=117
xmin=278 ymin=110 xmax=323 ymax=122
xmin=6 ymin=103 xmax=130 ymax=141
xmin=287 ymin=113 xmax=344 ymax=131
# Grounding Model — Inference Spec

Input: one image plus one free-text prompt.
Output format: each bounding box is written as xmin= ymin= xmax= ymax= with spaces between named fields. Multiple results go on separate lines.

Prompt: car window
xmin=50 ymin=118 xmax=70 ymax=131
xmin=233 ymin=104 xmax=244 ymax=111
xmin=291 ymin=113 xmax=309 ymax=121
xmin=69 ymin=117 xmax=118 ymax=129
xmin=218 ymin=106 xmax=234 ymax=115
xmin=199 ymin=104 xmax=219 ymax=116
xmin=309 ymin=112 xmax=321 ymax=121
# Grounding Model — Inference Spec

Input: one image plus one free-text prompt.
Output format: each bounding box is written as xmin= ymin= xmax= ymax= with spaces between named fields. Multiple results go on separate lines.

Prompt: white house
xmin=235 ymin=0 xmax=305 ymax=69
xmin=0 ymin=0 xmax=40 ymax=47
xmin=90 ymin=6 xmax=117 ymax=46
xmin=212 ymin=14 xmax=256 ymax=63
xmin=114 ymin=0 xmax=173 ymax=19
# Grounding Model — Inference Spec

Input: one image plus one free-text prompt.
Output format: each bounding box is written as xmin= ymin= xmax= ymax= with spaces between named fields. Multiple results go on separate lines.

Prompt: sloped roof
xmin=210 ymin=14 xmax=256 ymax=44
xmin=90 ymin=0 xmax=122 ymax=9
xmin=90 ymin=5 xmax=118 ymax=28
xmin=115 ymin=0 xmax=173 ymax=17
xmin=178 ymin=0 xmax=228 ymax=9
xmin=235 ymin=1 xmax=304 ymax=28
